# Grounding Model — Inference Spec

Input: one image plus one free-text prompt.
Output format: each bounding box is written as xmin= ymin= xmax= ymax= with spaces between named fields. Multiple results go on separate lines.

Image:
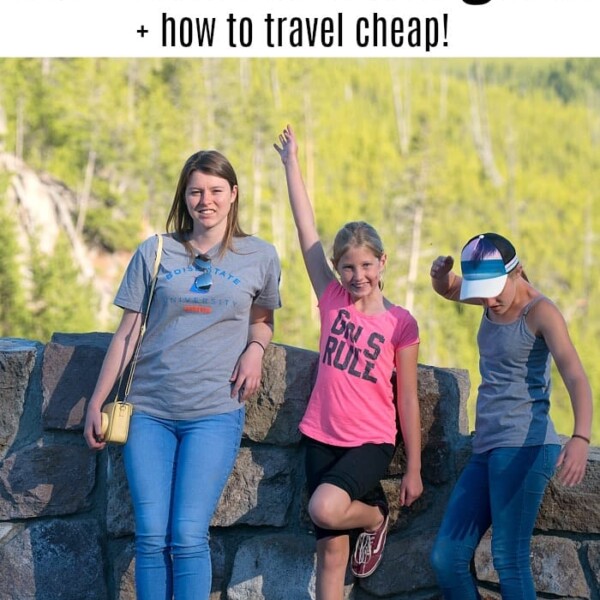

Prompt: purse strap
xmin=117 ymin=234 xmax=163 ymax=402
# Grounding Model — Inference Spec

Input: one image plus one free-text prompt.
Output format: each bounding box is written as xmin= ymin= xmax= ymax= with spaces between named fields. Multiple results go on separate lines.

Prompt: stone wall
xmin=0 ymin=333 xmax=598 ymax=600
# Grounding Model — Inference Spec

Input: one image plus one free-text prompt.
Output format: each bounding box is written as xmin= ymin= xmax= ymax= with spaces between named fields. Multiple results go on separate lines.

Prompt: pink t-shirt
xmin=299 ymin=281 xmax=419 ymax=447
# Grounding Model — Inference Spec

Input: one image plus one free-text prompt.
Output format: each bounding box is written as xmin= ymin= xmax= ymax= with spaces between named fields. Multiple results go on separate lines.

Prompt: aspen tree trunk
xmin=202 ymin=58 xmax=217 ymax=145
xmin=239 ymin=58 xmax=250 ymax=95
xmin=41 ymin=58 xmax=52 ymax=77
xmin=303 ymin=91 xmax=320 ymax=325
xmin=252 ymin=132 xmax=264 ymax=236
xmin=404 ymin=202 xmax=423 ymax=314
xmin=76 ymin=149 xmax=96 ymax=235
xmin=270 ymin=61 xmax=282 ymax=110
xmin=505 ymin=123 xmax=519 ymax=237
xmin=389 ymin=59 xmax=411 ymax=156
xmin=583 ymin=198 xmax=593 ymax=303
xmin=583 ymin=92 xmax=600 ymax=304
xmin=15 ymin=96 xmax=24 ymax=160
xmin=269 ymin=137 xmax=286 ymax=258
xmin=127 ymin=59 xmax=138 ymax=125
xmin=468 ymin=62 xmax=504 ymax=188
xmin=0 ymin=103 xmax=6 ymax=153
xmin=439 ymin=68 xmax=448 ymax=121
xmin=268 ymin=65 xmax=285 ymax=259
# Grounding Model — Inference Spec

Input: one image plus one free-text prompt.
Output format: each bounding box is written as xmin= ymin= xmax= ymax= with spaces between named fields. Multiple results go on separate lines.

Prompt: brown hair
xmin=165 ymin=150 xmax=248 ymax=258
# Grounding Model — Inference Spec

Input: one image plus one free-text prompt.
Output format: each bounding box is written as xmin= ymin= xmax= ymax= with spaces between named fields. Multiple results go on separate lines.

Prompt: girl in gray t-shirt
xmin=84 ymin=149 xmax=281 ymax=599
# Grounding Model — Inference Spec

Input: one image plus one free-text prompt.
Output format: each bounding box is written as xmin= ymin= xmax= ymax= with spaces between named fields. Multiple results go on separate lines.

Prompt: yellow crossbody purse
xmin=101 ymin=234 xmax=163 ymax=444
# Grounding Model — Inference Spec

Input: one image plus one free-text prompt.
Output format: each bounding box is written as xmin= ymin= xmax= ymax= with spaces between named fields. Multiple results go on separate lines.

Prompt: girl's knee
xmin=430 ymin=540 xmax=448 ymax=575
xmin=430 ymin=537 xmax=470 ymax=579
xmin=491 ymin=536 xmax=529 ymax=575
xmin=309 ymin=496 xmax=340 ymax=530
xmin=171 ymin=521 xmax=210 ymax=551
xmin=492 ymin=549 xmax=524 ymax=576
xmin=136 ymin=532 xmax=170 ymax=556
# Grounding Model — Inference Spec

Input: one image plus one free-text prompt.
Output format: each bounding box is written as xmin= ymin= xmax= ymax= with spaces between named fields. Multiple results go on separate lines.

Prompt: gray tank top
xmin=473 ymin=297 xmax=560 ymax=453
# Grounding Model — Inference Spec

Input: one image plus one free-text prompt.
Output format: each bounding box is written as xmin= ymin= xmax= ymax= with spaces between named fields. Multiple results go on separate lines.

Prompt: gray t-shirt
xmin=114 ymin=233 xmax=281 ymax=419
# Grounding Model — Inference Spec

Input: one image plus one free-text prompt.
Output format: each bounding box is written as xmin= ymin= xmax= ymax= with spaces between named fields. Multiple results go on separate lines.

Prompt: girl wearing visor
xmin=84 ymin=150 xmax=281 ymax=599
xmin=429 ymin=232 xmax=592 ymax=600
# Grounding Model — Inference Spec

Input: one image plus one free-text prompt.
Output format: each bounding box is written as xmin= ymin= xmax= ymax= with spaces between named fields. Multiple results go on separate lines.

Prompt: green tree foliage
xmin=0 ymin=57 xmax=597 ymax=441
xmin=25 ymin=235 xmax=98 ymax=341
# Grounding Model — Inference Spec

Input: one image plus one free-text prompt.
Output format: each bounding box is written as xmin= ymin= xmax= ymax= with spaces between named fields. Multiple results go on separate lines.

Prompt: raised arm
xmin=274 ymin=125 xmax=335 ymax=298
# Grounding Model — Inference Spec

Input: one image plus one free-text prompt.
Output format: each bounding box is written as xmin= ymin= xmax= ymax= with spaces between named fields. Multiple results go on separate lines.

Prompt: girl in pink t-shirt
xmin=275 ymin=125 xmax=423 ymax=598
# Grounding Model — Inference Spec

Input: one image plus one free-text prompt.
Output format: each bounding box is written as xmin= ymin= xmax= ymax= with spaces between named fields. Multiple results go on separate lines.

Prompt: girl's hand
xmin=273 ymin=124 xmax=298 ymax=165
xmin=555 ymin=437 xmax=589 ymax=487
xmin=399 ymin=470 xmax=423 ymax=507
xmin=430 ymin=255 xmax=454 ymax=280
xmin=84 ymin=405 xmax=106 ymax=451
xmin=230 ymin=343 xmax=264 ymax=402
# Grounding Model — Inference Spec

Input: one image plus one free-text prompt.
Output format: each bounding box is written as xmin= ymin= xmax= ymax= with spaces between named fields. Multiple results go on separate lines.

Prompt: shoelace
xmin=354 ymin=531 xmax=376 ymax=564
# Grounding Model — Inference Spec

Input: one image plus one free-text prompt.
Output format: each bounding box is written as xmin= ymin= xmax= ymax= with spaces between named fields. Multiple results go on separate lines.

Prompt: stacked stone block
xmin=0 ymin=334 xmax=598 ymax=599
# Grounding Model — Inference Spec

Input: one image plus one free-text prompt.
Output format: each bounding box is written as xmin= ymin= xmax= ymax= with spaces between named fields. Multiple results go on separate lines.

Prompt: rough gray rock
xmin=0 ymin=334 xmax=598 ymax=600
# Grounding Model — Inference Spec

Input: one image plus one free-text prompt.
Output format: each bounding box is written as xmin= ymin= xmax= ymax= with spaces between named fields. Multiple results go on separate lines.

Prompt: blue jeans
xmin=430 ymin=444 xmax=560 ymax=600
xmin=123 ymin=408 xmax=245 ymax=600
